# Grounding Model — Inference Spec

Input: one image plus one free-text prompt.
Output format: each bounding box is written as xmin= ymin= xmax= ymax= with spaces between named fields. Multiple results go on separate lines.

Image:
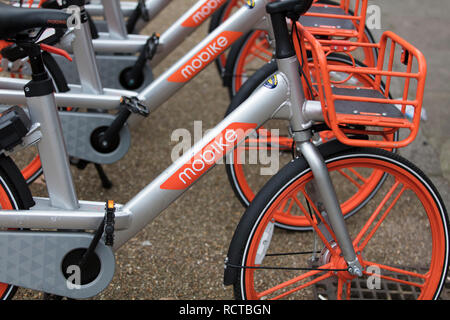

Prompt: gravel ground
xmin=11 ymin=0 xmax=450 ymax=300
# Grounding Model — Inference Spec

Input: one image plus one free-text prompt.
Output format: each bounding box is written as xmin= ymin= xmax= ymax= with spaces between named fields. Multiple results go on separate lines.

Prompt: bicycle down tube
xmin=17 ymin=0 xmax=241 ymax=69
xmin=85 ymin=0 xmax=238 ymax=68
xmin=137 ymin=0 xmax=271 ymax=112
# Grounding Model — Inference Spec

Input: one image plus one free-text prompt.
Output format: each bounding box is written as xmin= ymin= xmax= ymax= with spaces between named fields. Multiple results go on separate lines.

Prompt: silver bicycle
xmin=0 ymin=0 xmax=447 ymax=300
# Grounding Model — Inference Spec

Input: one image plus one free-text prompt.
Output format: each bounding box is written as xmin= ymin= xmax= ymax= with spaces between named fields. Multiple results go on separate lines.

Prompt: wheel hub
xmin=319 ymin=244 xmax=363 ymax=281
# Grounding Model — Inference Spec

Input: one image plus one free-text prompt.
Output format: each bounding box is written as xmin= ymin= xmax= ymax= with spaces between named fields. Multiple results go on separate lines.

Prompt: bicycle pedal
xmin=104 ymin=200 xmax=116 ymax=247
xmin=121 ymin=96 xmax=149 ymax=117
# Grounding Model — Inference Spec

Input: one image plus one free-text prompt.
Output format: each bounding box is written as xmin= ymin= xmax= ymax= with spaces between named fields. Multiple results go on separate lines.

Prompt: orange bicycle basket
xmin=302 ymin=0 xmax=376 ymax=67
xmin=303 ymin=0 xmax=368 ymax=41
xmin=294 ymin=22 xmax=427 ymax=149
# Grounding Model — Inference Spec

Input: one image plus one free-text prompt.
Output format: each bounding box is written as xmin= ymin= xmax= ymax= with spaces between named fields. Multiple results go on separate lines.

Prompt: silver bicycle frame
xmin=0 ymin=68 xmax=357 ymax=265
xmin=0 ymin=0 xmax=360 ymax=271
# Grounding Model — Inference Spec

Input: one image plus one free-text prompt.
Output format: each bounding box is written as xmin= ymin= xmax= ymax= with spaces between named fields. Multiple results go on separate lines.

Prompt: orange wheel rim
xmin=217 ymin=0 xmax=246 ymax=69
xmin=21 ymin=155 xmax=41 ymax=181
xmin=242 ymin=157 xmax=447 ymax=300
xmin=233 ymin=30 xmax=271 ymax=93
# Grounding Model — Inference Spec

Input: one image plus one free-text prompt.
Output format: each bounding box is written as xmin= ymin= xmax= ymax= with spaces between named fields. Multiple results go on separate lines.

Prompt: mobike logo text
xmin=167 ymin=31 xmax=242 ymax=83
xmin=181 ymin=0 xmax=227 ymax=28
xmin=160 ymin=123 xmax=257 ymax=190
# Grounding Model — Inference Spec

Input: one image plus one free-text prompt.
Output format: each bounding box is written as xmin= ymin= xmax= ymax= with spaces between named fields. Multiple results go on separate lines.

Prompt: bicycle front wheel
xmin=226 ymin=147 xmax=449 ymax=300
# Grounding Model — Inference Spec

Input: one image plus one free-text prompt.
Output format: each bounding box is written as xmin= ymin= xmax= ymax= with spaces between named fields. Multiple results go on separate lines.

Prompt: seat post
xmin=71 ymin=0 xmax=104 ymax=94
xmin=22 ymin=44 xmax=80 ymax=210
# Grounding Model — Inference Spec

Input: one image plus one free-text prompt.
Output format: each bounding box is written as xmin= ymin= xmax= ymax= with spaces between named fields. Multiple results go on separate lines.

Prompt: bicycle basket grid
xmin=294 ymin=22 xmax=427 ymax=149
xmin=305 ymin=0 xmax=369 ymax=41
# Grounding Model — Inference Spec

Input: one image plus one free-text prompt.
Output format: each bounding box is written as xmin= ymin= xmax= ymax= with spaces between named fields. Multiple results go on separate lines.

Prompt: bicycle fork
xmin=272 ymin=18 xmax=363 ymax=276
xmin=296 ymin=141 xmax=363 ymax=277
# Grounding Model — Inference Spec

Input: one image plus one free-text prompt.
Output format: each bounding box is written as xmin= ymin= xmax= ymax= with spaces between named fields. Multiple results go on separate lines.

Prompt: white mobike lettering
xmin=180 ymin=36 xmax=229 ymax=79
xmin=192 ymin=0 xmax=224 ymax=25
xmin=177 ymin=130 xmax=238 ymax=185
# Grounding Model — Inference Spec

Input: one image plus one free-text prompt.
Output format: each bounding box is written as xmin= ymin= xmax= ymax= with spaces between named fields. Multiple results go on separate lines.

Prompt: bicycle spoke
xmin=337 ymin=278 xmax=345 ymax=300
xmin=346 ymin=281 xmax=351 ymax=300
xmin=248 ymin=40 xmax=272 ymax=62
xmin=276 ymin=197 xmax=295 ymax=217
xmin=354 ymin=181 xmax=405 ymax=250
xmin=256 ymin=266 xmax=333 ymax=300
xmin=247 ymin=49 xmax=271 ymax=64
xmin=336 ymin=168 xmax=368 ymax=189
xmin=363 ymin=261 xmax=427 ymax=289
xmin=347 ymin=167 xmax=368 ymax=184
xmin=295 ymin=191 xmax=337 ymax=251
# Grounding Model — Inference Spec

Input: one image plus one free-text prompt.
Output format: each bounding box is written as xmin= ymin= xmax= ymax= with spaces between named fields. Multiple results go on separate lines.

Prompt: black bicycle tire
xmin=225 ymin=147 xmax=449 ymax=300
xmin=208 ymin=0 xmax=232 ymax=79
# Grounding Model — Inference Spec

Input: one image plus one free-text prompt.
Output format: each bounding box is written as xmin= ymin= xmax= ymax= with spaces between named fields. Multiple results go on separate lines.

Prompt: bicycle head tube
xmin=266 ymin=0 xmax=314 ymax=133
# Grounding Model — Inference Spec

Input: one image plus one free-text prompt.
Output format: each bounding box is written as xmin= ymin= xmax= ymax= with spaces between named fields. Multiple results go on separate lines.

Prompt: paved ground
xmin=373 ymin=0 xmax=450 ymax=210
xmin=15 ymin=0 xmax=450 ymax=300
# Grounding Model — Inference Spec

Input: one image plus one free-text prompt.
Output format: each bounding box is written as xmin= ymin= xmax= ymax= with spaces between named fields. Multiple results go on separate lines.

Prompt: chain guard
xmin=0 ymin=230 xmax=115 ymax=299
xmin=53 ymin=53 xmax=154 ymax=90
xmin=59 ymin=111 xmax=131 ymax=165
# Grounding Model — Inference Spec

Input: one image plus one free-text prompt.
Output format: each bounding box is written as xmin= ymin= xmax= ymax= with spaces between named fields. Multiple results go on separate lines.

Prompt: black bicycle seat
xmin=0 ymin=3 xmax=70 ymax=40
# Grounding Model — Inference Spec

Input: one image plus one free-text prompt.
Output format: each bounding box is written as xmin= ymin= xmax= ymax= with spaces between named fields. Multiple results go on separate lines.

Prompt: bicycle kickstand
xmin=71 ymin=158 xmax=113 ymax=190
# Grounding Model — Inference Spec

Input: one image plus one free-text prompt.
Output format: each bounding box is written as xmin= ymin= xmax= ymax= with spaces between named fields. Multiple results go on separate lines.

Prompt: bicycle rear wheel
xmin=225 ymin=147 xmax=449 ymax=300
